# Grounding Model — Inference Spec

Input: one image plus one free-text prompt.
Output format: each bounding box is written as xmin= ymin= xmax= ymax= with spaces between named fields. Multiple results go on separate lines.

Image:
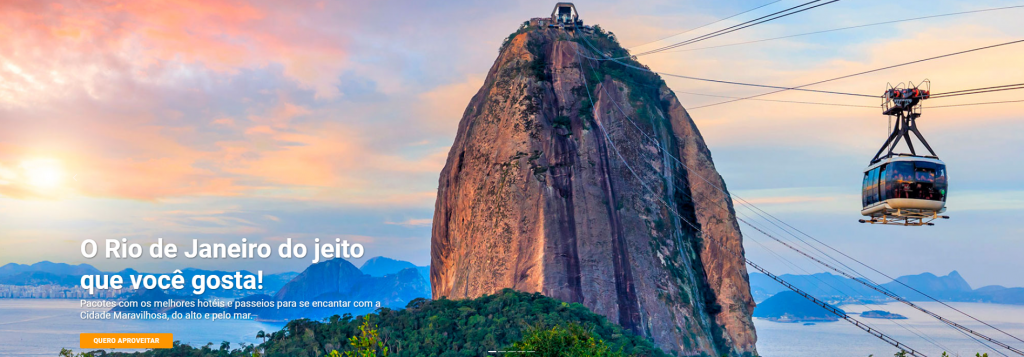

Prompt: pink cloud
xmin=0 ymin=0 xmax=351 ymax=101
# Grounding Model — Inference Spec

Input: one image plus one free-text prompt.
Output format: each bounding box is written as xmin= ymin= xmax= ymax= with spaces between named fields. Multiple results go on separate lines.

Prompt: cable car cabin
xmin=550 ymin=2 xmax=582 ymax=29
xmin=861 ymin=80 xmax=949 ymax=226
xmin=861 ymin=155 xmax=948 ymax=226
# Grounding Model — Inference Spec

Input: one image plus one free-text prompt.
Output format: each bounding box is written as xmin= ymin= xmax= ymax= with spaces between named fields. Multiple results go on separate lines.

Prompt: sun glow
xmin=20 ymin=158 xmax=64 ymax=189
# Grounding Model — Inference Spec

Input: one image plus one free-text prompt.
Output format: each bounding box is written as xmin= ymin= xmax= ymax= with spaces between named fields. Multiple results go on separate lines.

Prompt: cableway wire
xmin=581 ymin=51 xmax=1007 ymax=357
xmin=687 ymin=39 xmax=1024 ymax=109
xmin=574 ymin=28 xmax=1024 ymax=354
xmin=655 ymin=72 xmax=876 ymax=97
xmin=932 ymin=83 xmax=1024 ymax=96
xmin=630 ymin=0 xmax=843 ymax=58
xmin=608 ymin=21 xmax=1024 ymax=341
xmin=576 ymin=65 xmax=877 ymax=106
xmin=576 ymin=48 xmax=876 ymax=97
xmin=657 ymin=5 xmax=1024 ymax=55
xmin=627 ymin=0 xmax=782 ymax=50
xmin=732 ymin=189 xmax=1023 ymax=354
xmin=678 ymin=91 xmax=876 ymax=107
xmin=732 ymin=203 xmax=958 ymax=354
xmin=580 ymin=28 xmax=1024 ymax=352
xmin=740 ymin=215 xmax=965 ymax=354
xmin=578 ymin=41 xmax=1024 ymax=109
xmin=669 ymin=81 xmax=1024 ymax=109
xmin=580 ymin=70 xmax=1023 ymax=110
xmin=599 ymin=0 xmax=843 ymax=60
xmin=586 ymin=20 xmax=1021 ymax=350
xmin=931 ymin=84 xmax=1024 ymax=99
xmin=572 ymin=34 xmax=931 ymax=357
xmin=929 ymin=99 xmax=1024 ymax=108
xmin=582 ymin=57 xmax=964 ymax=355
xmin=585 ymin=26 xmax=1024 ymax=107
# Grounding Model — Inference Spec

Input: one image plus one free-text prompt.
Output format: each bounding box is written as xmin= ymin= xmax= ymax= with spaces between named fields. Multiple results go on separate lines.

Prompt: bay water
xmin=0 ymin=299 xmax=284 ymax=356
xmin=755 ymin=301 xmax=1024 ymax=357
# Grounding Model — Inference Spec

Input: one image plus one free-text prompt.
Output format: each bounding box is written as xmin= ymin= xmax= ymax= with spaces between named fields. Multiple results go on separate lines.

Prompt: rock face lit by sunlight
xmin=20 ymin=158 xmax=64 ymax=189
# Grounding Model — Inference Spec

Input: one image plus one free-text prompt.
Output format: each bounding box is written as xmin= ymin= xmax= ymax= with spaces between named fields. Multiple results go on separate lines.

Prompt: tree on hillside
xmin=325 ymin=321 xmax=390 ymax=357
xmin=59 ymin=349 xmax=93 ymax=357
xmin=511 ymin=323 xmax=625 ymax=357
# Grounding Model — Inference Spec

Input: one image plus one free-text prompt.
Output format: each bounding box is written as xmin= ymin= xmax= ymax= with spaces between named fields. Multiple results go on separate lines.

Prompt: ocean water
xmin=2 ymin=299 xmax=1023 ymax=356
xmin=0 ymin=299 xmax=284 ymax=356
xmin=754 ymin=301 xmax=1024 ymax=357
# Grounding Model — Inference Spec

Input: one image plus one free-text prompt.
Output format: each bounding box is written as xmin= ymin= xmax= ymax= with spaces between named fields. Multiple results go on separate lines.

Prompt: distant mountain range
xmin=262 ymin=258 xmax=429 ymax=320
xmin=0 ymin=261 xmax=102 ymax=276
xmin=750 ymin=271 xmax=1024 ymax=305
xmin=0 ymin=262 xmax=124 ymax=298
xmin=358 ymin=256 xmax=430 ymax=284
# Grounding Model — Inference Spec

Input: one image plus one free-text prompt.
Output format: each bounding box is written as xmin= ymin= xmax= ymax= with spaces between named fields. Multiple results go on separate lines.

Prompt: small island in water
xmin=753 ymin=291 xmax=844 ymax=323
xmin=861 ymin=310 xmax=908 ymax=319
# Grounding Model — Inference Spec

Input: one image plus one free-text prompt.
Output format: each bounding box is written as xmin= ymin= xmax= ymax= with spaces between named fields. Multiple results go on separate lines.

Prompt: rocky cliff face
xmin=430 ymin=20 xmax=757 ymax=356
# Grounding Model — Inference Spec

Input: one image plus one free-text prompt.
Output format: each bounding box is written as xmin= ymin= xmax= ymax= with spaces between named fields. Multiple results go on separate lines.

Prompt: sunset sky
xmin=1 ymin=0 xmax=1021 ymax=287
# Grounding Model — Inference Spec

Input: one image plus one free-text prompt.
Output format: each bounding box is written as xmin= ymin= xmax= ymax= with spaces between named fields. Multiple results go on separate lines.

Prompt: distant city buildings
xmin=0 ymin=284 xmax=131 ymax=299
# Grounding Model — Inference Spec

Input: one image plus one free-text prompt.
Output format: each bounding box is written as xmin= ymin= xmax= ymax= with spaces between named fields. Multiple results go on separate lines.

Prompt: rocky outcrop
xmin=431 ymin=20 xmax=756 ymax=356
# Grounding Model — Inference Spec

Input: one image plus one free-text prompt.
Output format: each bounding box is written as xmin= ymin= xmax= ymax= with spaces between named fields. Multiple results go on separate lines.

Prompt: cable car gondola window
xmin=935 ymin=164 xmax=948 ymax=202
xmin=860 ymin=170 xmax=868 ymax=204
xmin=878 ymin=164 xmax=888 ymax=201
xmin=877 ymin=160 xmax=948 ymax=202
xmin=915 ymin=162 xmax=937 ymax=183
xmin=864 ymin=167 xmax=880 ymax=205
xmin=889 ymin=161 xmax=915 ymax=199
xmin=876 ymin=166 xmax=884 ymax=202
xmin=873 ymin=167 xmax=881 ymax=204
xmin=868 ymin=167 xmax=876 ymax=204
xmin=919 ymin=162 xmax=947 ymax=202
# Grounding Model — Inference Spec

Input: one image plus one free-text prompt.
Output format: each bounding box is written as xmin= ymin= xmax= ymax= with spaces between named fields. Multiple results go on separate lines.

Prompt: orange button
xmin=80 ymin=333 xmax=173 ymax=349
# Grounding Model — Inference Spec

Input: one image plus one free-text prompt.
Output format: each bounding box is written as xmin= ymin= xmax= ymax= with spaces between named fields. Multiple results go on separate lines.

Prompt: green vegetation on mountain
xmin=511 ymin=323 xmax=627 ymax=357
xmin=860 ymin=310 xmax=907 ymax=319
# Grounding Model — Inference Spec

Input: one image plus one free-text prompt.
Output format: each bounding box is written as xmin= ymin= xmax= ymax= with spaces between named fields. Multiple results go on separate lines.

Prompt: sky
xmin=0 ymin=0 xmax=1021 ymax=287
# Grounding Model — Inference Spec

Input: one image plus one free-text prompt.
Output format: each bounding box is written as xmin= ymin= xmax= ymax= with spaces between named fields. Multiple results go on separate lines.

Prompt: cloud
xmin=385 ymin=218 xmax=433 ymax=227
xmin=0 ymin=0 xmax=352 ymax=103
xmin=0 ymin=0 xmax=485 ymax=204
xmin=415 ymin=74 xmax=486 ymax=135
xmin=739 ymin=196 xmax=836 ymax=206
